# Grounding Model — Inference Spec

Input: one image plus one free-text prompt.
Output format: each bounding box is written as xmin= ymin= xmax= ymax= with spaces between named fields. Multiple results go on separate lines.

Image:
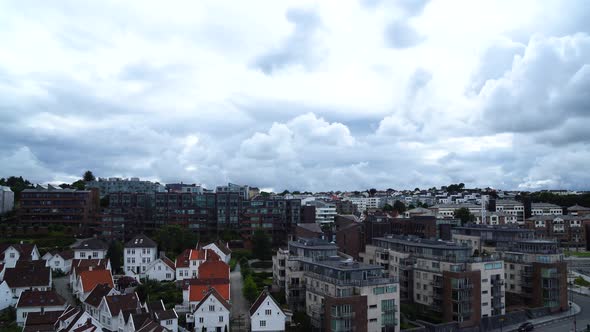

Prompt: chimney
xmin=89 ymin=266 xmax=93 ymax=272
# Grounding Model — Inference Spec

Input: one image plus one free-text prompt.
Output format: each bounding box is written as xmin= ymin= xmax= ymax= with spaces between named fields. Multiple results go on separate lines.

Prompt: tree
xmin=260 ymin=191 xmax=271 ymax=198
xmin=107 ymin=240 xmax=124 ymax=273
xmin=454 ymin=207 xmax=475 ymax=225
xmin=393 ymin=201 xmax=406 ymax=214
xmin=252 ymin=230 xmax=271 ymax=260
xmin=83 ymin=170 xmax=96 ymax=182
xmin=243 ymin=275 xmax=258 ymax=303
xmin=100 ymin=196 xmax=110 ymax=207
xmin=368 ymin=188 xmax=377 ymax=197
xmin=280 ymin=190 xmax=290 ymax=196
xmin=71 ymin=180 xmax=85 ymax=190
xmin=383 ymin=204 xmax=394 ymax=212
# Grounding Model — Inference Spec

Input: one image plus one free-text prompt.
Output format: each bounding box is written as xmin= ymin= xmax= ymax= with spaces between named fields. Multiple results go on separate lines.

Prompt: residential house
xmin=188 ymin=288 xmax=231 ymax=332
xmin=0 ymin=243 xmax=40 ymax=268
xmin=74 ymin=269 xmax=114 ymax=300
xmin=175 ymin=248 xmax=220 ymax=280
xmin=250 ymin=290 xmax=286 ymax=332
xmin=96 ymin=293 xmax=141 ymax=332
xmin=22 ymin=310 xmax=64 ymax=332
xmin=73 ymin=239 xmax=108 ymax=260
xmin=69 ymin=259 xmax=111 ymax=289
xmin=144 ymin=300 xmax=179 ymax=332
xmin=0 ymin=281 xmax=11 ymax=310
xmin=83 ymin=283 xmax=119 ymax=319
xmin=44 ymin=250 xmax=75 ymax=273
xmin=526 ymin=215 xmax=589 ymax=248
xmin=54 ymin=305 xmax=103 ymax=332
xmin=568 ymin=204 xmax=590 ymax=216
xmin=186 ymin=279 xmax=230 ymax=313
xmin=2 ymin=263 xmax=51 ymax=305
xmin=16 ymin=290 xmax=67 ymax=326
xmin=145 ymin=255 xmax=176 ymax=281
xmin=202 ymin=241 xmax=232 ymax=264
xmin=124 ymin=234 xmax=158 ymax=278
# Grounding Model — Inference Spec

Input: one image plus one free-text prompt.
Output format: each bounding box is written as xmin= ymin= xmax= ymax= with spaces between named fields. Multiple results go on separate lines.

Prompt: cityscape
xmin=1 ymin=175 xmax=590 ymax=332
xmin=1 ymin=1 xmax=590 ymax=332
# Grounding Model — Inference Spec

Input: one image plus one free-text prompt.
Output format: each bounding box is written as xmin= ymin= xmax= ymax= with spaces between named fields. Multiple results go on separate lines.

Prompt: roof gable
xmin=249 ymin=291 xmax=284 ymax=316
xmin=79 ymin=269 xmax=114 ymax=292
xmin=194 ymin=288 xmax=231 ymax=312
xmin=125 ymin=234 xmax=158 ymax=248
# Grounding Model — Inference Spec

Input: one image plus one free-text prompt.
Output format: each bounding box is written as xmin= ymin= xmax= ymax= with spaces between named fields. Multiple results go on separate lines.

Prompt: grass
xmin=564 ymin=251 xmax=590 ymax=257
xmin=229 ymin=257 xmax=238 ymax=271
xmin=135 ymin=280 xmax=183 ymax=309
xmin=574 ymin=276 xmax=590 ymax=287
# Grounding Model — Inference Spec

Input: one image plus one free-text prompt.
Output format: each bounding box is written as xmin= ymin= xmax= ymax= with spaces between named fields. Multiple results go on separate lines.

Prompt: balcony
xmin=305 ymin=271 xmax=398 ymax=288
xmin=452 ymin=283 xmax=474 ymax=290
xmin=491 ymin=279 xmax=504 ymax=286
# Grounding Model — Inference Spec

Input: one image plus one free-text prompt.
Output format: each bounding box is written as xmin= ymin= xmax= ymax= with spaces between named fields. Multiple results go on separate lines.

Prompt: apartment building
xmin=273 ymin=238 xmax=339 ymax=310
xmin=346 ymin=197 xmax=384 ymax=212
xmin=216 ymin=182 xmax=250 ymax=200
xmin=526 ymin=215 xmax=589 ymax=248
xmin=0 ymin=186 xmax=14 ymax=215
xmin=99 ymin=192 xmax=153 ymax=239
xmin=154 ymin=192 xmax=217 ymax=232
xmin=493 ymin=200 xmax=525 ymax=224
xmin=429 ymin=203 xmax=482 ymax=219
xmin=531 ymin=203 xmax=563 ymax=216
xmin=568 ymin=204 xmax=590 ymax=216
xmin=240 ymin=198 xmax=301 ymax=244
xmin=498 ymin=240 xmax=567 ymax=312
xmin=306 ymin=200 xmax=337 ymax=224
xmin=302 ymin=258 xmax=399 ymax=332
xmin=362 ymin=236 xmax=505 ymax=328
xmin=452 ymin=225 xmax=535 ymax=252
xmin=18 ymin=185 xmax=100 ymax=232
xmin=474 ymin=211 xmax=518 ymax=225
xmin=86 ymin=177 xmax=165 ymax=198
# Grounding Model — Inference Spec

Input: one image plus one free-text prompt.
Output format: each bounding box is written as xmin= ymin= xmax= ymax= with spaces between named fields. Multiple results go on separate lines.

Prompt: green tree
xmin=280 ymin=190 xmax=290 ymax=196
xmin=393 ymin=201 xmax=406 ymax=214
xmin=252 ymin=230 xmax=271 ymax=260
xmin=0 ymin=176 xmax=33 ymax=200
xmin=107 ymin=240 xmax=124 ymax=273
xmin=383 ymin=204 xmax=394 ymax=212
xmin=243 ymin=275 xmax=258 ymax=303
xmin=368 ymin=188 xmax=377 ymax=197
xmin=260 ymin=191 xmax=271 ymax=198
xmin=83 ymin=170 xmax=96 ymax=182
xmin=156 ymin=225 xmax=199 ymax=257
xmin=71 ymin=180 xmax=85 ymax=190
xmin=454 ymin=207 xmax=475 ymax=225
xmin=100 ymin=196 xmax=110 ymax=207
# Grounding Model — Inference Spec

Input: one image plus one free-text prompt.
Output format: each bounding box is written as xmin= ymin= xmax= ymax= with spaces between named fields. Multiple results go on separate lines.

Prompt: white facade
xmin=145 ymin=259 xmax=175 ymax=281
xmin=86 ymin=177 xmax=166 ymax=198
xmin=1 ymin=245 xmax=40 ymax=268
xmin=55 ymin=307 xmax=102 ymax=332
xmin=0 ymin=186 xmax=14 ymax=215
xmin=74 ymin=248 xmax=107 ymax=260
xmin=17 ymin=304 xmax=67 ymax=326
xmin=45 ymin=253 xmax=73 ymax=273
xmin=0 ymin=281 xmax=11 ymax=310
xmin=250 ymin=293 xmax=286 ymax=332
xmin=203 ymin=243 xmax=231 ymax=264
xmin=124 ymin=246 xmax=157 ymax=277
xmin=189 ymin=292 xmax=230 ymax=332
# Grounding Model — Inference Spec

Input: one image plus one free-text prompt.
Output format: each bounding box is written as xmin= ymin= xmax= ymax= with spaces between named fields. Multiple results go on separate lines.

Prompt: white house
xmin=44 ymin=250 xmax=75 ymax=273
xmin=188 ymin=288 xmax=231 ymax=332
xmin=73 ymin=239 xmax=108 ymax=260
xmin=84 ymin=283 xmax=119 ymax=319
xmin=54 ymin=305 xmax=103 ymax=332
xmin=0 ymin=243 xmax=40 ymax=268
xmin=175 ymin=248 xmax=220 ymax=280
xmin=16 ymin=290 xmax=67 ymax=326
xmin=249 ymin=290 xmax=286 ymax=332
xmin=74 ymin=269 xmax=114 ymax=300
xmin=96 ymin=293 xmax=141 ymax=332
xmin=0 ymin=281 xmax=11 ymax=310
xmin=145 ymin=256 xmax=176 ymax=281
xmin=3 ymin=264 xmax=52 ymax=305
xmin=124 ymin=234 xmax=158 ymax=278
xmin=203 ymin=241 xmax=232 ymax=264
xmin=69 ymin=259 xmax=111 ymax=289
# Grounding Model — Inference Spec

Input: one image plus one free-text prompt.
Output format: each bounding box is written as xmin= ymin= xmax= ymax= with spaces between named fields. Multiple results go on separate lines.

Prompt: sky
xmin=1 ymin=0 xmax=589 ymax=192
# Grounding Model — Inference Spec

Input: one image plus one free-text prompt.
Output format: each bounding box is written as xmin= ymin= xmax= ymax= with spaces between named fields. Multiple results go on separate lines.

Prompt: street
xmin=536 ymin=292 xmax=590 ymax=332
xmin=53 ymin=276 xmax=76 ymax=305
xmin=230 ymin=264 xmax=250 ymax=331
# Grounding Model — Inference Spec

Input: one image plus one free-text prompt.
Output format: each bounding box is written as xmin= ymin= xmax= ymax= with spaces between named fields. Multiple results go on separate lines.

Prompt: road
xmin=536 ymin=292 xmax=590 ymax=332
xmin=53 ymin=276 xmax=76 ymax=305
xmin=230 ymin=264 xmax=250 ymax=331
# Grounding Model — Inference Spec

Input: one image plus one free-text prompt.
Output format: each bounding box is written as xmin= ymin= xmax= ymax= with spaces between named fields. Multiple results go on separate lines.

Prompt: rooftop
xmin=17 ymin=290 xmax=66 ymax=308
xmin=125 ymin=234 xmax=158 ymax=248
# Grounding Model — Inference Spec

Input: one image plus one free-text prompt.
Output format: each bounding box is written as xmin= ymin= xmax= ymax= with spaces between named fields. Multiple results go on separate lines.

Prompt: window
xmin=265 ymin=309 xmax=271 ymax=315
xmin=93 ymin=252 xmax=98 ymax=258
xmin=483 ymin=302 xmax=488 ymax=306
xmin=260 ymin=321 xmax=266 ymax=327
xmin=209 ymin=305 xmax=215 ymax=312
xmin=219 ymin=316 xmax=224 ymax=322
xmin=199 ymin=317 xmax=204 ymax=323
xmin=22 ymin=312 xmax=28 ymax=318
xmin=166 ymin=319 xmax=172 ymax=325
xmin=9 ymin=253 xmax=15 ymax=258
xmin=166 ymin=273 xmax=171 ymax=279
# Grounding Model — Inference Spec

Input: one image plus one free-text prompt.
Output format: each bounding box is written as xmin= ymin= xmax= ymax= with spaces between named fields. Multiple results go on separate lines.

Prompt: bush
xmin=574 ymin=276 xmax=590 ymax=287
xmin=250 ymin=261 xmax=273 ymax=269
xmin=136 ymin=280 xmax=182 ymax=309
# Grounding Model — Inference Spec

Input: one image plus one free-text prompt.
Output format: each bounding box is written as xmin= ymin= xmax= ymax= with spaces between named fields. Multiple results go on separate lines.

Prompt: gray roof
xmin=431 ymin=203 xmax=480 ymax=209
xmin=298 ymin=257 xmax=382 ymax=271
xmin=374 ymin=235 xmax=468 ymax=250
xmin=569 ymin=204 xmax=590 ymax=211
xmin=73 ymin=238 xmax=108 ymax=250
xmin=531 ymin=202 xmax=563 ymax=209
xmin=125 ymin=234 xmax=157 ymax=248
xmin=527 ymin=214 xmax=585 ymax=221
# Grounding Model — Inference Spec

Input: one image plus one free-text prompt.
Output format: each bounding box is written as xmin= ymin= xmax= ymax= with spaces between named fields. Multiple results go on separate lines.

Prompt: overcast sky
xmin=1 ymin=0 xmax=589 ymax=191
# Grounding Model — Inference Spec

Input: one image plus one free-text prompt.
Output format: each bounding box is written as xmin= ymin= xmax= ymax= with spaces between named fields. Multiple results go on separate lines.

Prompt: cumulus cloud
xmin=253 ymin=7 xmax=324 ymax=74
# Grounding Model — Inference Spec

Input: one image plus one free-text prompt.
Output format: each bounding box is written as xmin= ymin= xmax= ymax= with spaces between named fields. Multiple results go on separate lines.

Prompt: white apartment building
xmin=531 ymin=203 xmax=563 ymax=216
xmin=430 ymin=203 xmax=482 ymax=219
xmin=73 ymin=239 xmax=108 ymax=260
xmin=494 ymin=200 xmax=525 ymax=224
xmin=305 ymin=200 xmax=337 ymax=224
xmin=124 ymin=234 xmax=158 ymax=277
xmin=86 ymin=177 xmax=166 ymax=198
xmin=0 ymin=186 xmax=14 ymax=215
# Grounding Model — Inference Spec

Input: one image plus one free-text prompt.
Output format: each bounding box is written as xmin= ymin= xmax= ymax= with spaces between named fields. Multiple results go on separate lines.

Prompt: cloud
xmin=253 ymin=7 xmax=323 ymax=74
xmin=480 ymin=34 xmax=590 ymax=134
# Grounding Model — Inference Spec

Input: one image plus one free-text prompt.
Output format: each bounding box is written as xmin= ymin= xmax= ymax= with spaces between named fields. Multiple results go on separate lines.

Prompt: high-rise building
xmin=0 ymin=186 xmax=14 ymax=215
xmin=86 ymin=177 xmax=165 ymax=198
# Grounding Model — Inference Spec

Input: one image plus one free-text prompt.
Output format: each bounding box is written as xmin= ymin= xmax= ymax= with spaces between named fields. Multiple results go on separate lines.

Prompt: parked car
xmin=518 ymin=322 xmax=534 ymax=332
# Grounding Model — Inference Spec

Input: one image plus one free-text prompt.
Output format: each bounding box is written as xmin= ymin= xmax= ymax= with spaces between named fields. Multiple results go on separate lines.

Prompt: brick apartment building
xmin=18 ymin=185 xmax=100 ymax=234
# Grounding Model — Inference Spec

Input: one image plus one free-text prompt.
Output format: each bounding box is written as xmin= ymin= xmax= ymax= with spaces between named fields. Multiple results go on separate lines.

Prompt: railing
xmin=305 ymin=271 xmax=398 ymax=287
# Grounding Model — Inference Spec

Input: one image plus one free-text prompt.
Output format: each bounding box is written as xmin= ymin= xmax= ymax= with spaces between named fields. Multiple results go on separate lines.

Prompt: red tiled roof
xmin=189 ymin=249 xmax=206 ymax=260
xmin=105 ymin=293 xmax=140 ymax=316
xmin=189 ymin=282 xmax=230 ymax=302
xmin=71 ymin=259 xmax=109 ymax=275
xmin=205 ymin=249 xmax=221 ymax=261
xmin=84 ymin=283 xmax=114 ymax=307
xmin=79 ymin=270 xmax=114 ymax=292
xmin=198 ymin=260 xmax=229 ymax=280
xmin=161 ymin=256 xmax=175 ymax=270
xmin=175 ymin=249 xmax=192 ymax=268
xmin=4 ymin=265 xmax=50 ymax=288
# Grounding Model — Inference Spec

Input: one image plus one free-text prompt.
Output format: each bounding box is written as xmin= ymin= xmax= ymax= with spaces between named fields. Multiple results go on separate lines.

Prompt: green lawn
xmin=565 ymin=251 xmax=590 ymax=257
